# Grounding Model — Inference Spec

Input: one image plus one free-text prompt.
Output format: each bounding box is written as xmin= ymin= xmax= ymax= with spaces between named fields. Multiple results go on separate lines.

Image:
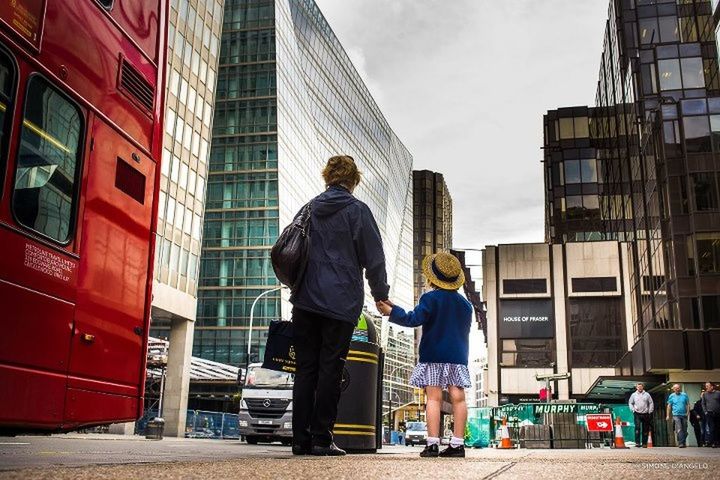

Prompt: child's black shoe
xmin=419 ymin=443 xmax=439 ymax=457
xmin=439 ymin=444 xmax=465 ymax=458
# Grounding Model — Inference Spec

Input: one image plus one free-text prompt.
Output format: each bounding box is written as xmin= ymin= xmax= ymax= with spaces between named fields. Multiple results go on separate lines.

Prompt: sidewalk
xmin=1 ymin=434 xmax=718 ymax=479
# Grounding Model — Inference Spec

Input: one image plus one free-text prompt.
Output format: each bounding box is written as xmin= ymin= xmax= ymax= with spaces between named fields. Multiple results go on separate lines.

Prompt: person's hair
xmin=322 ymin=155 xmax=361 ymax=189
xmin=636 ymin=383 xmax=644 ymax=387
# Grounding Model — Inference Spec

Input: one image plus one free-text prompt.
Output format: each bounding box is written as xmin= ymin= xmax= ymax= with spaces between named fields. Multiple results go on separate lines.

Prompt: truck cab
xmin=405 ymin=421 xmax=428 ymax=446
xmin=238 ymin=363 xmax=294 ymax=445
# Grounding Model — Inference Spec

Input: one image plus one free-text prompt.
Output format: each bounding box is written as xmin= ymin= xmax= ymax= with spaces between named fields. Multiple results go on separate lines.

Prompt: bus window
xmin=12 ymin=76 xmax=83 ymax=244
xmin=0 ymin=49 xmax=14 ymax=192
xmin=96 ymin=0 xmax=114 ymax=10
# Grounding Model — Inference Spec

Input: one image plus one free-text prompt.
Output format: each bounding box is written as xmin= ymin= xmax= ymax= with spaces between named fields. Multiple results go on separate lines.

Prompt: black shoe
xmin=439 ymin=444 xmax=465 ymax=458
xmin=420 ymin=444 xmax=439 ymax=458
xmin=311 ymin=443 xmax=346 ymax=456
xmin=635 ymin=444 xmax=643 ymax=448
xmin=292 ymin=444 xmax=311 ymax=456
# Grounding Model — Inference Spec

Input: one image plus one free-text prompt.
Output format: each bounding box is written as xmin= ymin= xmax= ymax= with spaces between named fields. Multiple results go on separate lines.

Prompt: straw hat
xmin=422 ymin=252 xmax=465 ymax=290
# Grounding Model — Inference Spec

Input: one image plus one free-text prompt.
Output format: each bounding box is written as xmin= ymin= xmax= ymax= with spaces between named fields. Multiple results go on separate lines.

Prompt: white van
xmin=238 ymin=363 xmax=294 ymax=445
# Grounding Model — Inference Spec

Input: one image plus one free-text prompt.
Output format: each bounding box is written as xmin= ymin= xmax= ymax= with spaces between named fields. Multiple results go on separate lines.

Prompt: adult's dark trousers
xmin=292 ymin=307 xmax=354 ymax=448
xmin=707 ymin=411 xmax=719 ymax=447
xmin=633 ymin=412 xmax=652 ymax=446
xmin=690 ymin=417 xmax=705 ymax=446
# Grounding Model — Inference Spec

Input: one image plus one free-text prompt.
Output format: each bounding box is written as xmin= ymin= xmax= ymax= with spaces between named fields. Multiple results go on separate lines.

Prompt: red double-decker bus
xmin=0 ymin=0 xmax=167 ymax=432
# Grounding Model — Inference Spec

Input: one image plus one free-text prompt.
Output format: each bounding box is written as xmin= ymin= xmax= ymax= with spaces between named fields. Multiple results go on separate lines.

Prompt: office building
xmin=145 ymin=0 xmax=224 ymax=436
xmin=546 ymin=0 xmax=720 ymax=331
xmin=483 ymin=242 xmax=632 ymax=406
xmin=195 ymin=0 xmax=414 ymax=384
xmin=412 ymin=170 xmax=453 ymax=303
xmin=483 ymin=0 xmax=720 ymax=446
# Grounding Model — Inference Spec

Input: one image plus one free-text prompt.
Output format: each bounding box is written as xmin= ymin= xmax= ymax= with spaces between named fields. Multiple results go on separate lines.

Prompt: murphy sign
xmin=499 ymin=299 xmax=554 ymax=338
xmin=533 ymin=404 xmax=599 ymax=415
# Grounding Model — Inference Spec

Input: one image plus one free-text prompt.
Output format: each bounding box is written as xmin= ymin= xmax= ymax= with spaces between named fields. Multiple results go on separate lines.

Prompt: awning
xmin=583 ymin=375 xmax=665 ymax=401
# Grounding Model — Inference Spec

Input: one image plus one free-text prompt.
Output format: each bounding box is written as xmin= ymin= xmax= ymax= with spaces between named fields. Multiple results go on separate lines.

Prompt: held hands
xmin=375 ymin=300 xmax=394 ymax=316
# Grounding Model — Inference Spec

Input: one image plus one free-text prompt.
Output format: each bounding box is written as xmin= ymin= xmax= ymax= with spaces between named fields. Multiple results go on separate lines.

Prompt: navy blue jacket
xmin=389 ymin=289 xmax=472 ymax=365
xmin=290 ymin=186 xmax=390 ymax=324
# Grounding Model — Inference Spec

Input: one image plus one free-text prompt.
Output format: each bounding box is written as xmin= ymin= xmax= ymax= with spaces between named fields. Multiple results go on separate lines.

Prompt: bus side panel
xmin=69 ymin=119 xmax=155 ymax=395
xmin=0 ymin=277 xmax=73 ymax=373
xmin=0 ymin=364 xmax=67 ymax=428
xmin=40 ymin=0 xmax=156 ymax=153
xmin=110 ymin=0 xmax=161 ymax=64
xmin=64 ymin=388 xmax=138 ymax=427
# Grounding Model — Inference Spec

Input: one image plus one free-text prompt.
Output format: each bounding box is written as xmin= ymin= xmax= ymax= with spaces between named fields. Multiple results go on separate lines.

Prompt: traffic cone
xmin=498 ymin=417 xmax=513 ymax=449
xmin=614 ymin=417 xmax=628 ymax=449
xmin=647 ymin=432 xmax=653 ymax=448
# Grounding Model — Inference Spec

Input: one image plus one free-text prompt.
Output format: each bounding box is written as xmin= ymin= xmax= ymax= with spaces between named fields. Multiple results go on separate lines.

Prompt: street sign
xmin=585 ymin=414 xmax=613 ymax=432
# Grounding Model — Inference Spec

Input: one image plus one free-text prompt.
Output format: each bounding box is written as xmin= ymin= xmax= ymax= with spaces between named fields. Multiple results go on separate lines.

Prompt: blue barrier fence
xmin=136 ymin=409 xmax=240 ymax=439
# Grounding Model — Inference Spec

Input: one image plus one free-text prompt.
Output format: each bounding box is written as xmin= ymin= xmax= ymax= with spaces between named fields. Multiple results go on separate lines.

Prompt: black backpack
xmin=271 ymin=202 xmax=312 ymax=290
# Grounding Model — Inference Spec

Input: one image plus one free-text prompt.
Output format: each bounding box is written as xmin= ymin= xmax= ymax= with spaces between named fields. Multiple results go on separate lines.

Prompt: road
xmin=0 ymin=434 xmax=718 ymax=479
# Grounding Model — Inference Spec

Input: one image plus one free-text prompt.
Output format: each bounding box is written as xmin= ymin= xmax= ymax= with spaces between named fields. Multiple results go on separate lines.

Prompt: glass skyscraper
xmin=543 ymin=0 xmax=720 ymax=376
xmin=195 ymin=0 xmax=414 ymax=368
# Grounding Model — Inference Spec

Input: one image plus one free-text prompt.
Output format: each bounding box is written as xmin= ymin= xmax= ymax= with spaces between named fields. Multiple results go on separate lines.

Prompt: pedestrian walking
xmin=628 ymin=383 xmax=654 ymax=448
xmin=703 ymin=382 xmax=720 ymax=448
xmin=288 ymin=156 xmax=390 ymax=457
xmin=377 ymin=251 xmax=472 ymax=458
xmin=666 ymin=384 xmax=690 ymax=448
xmin=690 ymin=396 xmax=706 ymax=447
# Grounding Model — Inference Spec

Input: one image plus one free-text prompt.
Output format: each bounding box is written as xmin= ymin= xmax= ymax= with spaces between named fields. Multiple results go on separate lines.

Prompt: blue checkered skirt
xmin=409 ymin=363 xmax=471 ymax=389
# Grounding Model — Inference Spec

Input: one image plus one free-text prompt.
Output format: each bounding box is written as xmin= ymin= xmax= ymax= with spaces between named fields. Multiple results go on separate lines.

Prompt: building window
xmin=500 ymin=339 xmax=555 ymax=368
xmin=691 ymin=173 xmax=718 ymax=211
xmin=683 ymin=116 xmax=711 ymax=152
xmin=503 ymin=279 xmax=547 ymax=294
xmin=639 ymin=17 xmax=659 ymax=44
xmin=564 ymin=160 xmax=581 ymax=184
xmin=690 ymin=233 xmax=720 ymax=274
xmin=564 ymin=195 xmax=600 ymax=220
xmin=12 ymin=76 xmax=83 ymax=243
xmin=569 ymin=298 xmax=624 ymax=367
xmin=700 ymin=296 xmax=720 ymax=328
xmin=658 ymin=59 xmax=682 ymax=90
xmin=571 ymin=277 xmax=617 ymax=293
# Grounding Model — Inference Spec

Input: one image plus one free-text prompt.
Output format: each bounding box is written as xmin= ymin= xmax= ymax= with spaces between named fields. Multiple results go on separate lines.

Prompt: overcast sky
xmin=314 ymin=0 xmax=609 ymax=270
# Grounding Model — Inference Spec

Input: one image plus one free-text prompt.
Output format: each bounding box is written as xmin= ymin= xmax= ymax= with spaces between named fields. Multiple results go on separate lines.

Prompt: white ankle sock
xmin=450 ymin=436 xmax=464 ymax=447
xmin=426 ymin=436 xmax=440 ymax=446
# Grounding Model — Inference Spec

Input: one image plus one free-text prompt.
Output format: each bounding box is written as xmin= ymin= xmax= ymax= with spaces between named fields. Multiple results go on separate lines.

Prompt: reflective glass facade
xmin=196 ymin=0 xmax=414 ymax=366
xmin=545 ymin=0 xmax=720 ymax=342
xmin=412 ymin=170 xmax=453 ymax=304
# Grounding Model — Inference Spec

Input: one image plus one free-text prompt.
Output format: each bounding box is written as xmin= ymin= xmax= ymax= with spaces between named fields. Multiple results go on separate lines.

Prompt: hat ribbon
xmin=431 ymin=260 xmax=459 ymax=284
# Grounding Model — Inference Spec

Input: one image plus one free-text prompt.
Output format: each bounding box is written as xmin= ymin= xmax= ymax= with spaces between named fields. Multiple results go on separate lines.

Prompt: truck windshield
xmin=245 ymin=366 xmax=293 ymax=389
xmin=406 ymin=422 xmax=427 ymax=431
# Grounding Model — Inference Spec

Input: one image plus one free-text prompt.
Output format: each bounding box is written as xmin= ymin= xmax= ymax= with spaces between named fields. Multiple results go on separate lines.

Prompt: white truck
xmin=238 ymin=363 xmax=294 ymax=445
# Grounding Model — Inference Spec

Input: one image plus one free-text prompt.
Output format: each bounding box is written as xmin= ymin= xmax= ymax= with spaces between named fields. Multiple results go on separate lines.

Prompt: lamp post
xmin=246 ymin=286 xmax=285 ymax=370
xmin=387 ymin=365 xmax=402 ymax=436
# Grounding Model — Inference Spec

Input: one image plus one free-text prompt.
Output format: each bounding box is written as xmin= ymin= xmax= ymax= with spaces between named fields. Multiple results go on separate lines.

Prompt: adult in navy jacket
xmin=290 ymin=155 xmax=390 ymax=457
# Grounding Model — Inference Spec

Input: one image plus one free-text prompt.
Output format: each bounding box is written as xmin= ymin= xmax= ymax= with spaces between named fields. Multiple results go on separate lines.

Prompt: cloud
xmin=315 ymin=0 xmax=608 ymax=251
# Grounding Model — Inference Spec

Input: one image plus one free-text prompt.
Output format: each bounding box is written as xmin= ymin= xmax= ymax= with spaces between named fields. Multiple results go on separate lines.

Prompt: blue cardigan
xmin=389 ymin=289 xmax=472 ymax=365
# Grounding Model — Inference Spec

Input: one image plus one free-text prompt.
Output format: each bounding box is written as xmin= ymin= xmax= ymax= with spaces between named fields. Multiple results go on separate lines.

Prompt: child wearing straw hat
xmin=377 ymin=251 xmax=472 ymax=458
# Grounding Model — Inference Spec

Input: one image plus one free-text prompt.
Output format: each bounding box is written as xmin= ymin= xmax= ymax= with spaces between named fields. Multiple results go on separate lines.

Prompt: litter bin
xmin=145 ymin=417 xmax=165 ymax=440
xmin=335 ymin=313 xmax=382 ymax=453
